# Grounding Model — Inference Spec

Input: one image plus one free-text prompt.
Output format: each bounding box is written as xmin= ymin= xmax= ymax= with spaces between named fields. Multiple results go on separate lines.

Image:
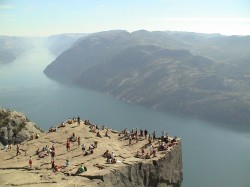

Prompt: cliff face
xmin=0 ymin=108 xmax=43 ymax=146
xmin=99 ymin=142 xmax=182 ymax=187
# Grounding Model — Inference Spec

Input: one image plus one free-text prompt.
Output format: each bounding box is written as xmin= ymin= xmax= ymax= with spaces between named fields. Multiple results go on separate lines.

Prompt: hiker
xmin=64 ymin=159 xmax=70 ymax=167
xmin=152 ymin=131 xmax=156 ymax=141
xmin=51 ymin=150 xmax=55 ymax=163
xmin=39 ymin=151 xmax=48 ymax=158
xmin=96 ymin=131 xmax=102 ymax=138
xmin=77 ymin=136 xmax=81 ymax=148
xmin=148 ymin=134 xmax=152 ymax=144
xmin=51 ymin=144 xmax=55 ymax=152
xmin=36 ymin=148 xmax=40 ymax=155
xmin=66 ymin=139 xmax=70 ymax=151
xmin=144 ymin=129 xmax=148 ymax=139
xmin=51 ymin=161 xmax=55 ymax=169
xmin=35 ymin=133 xmax=39 ymax=139
xmin=16 ymin=144 xmax=21 ymax=156
xmin=105 ymin=129 xmax=111 ymax=139
xmin=129 ymin=135 xmax=132 ymax=145
xmin=140 ymin=129 xmax=143 ymax=136
xmin=135 ymin=151 xmax=141 ymax=158
xmin=69 ymin=133 xmax=76 ymax=142
xmin=54 ymin=164 xmax=62 ymax=172
xmin=103 ymin=150 xmax=109 ymax=158
xmin=171 ymin=136 xmax=177 ymax=143
xmin=58 ymin=122 xmax=66 ymax=128
xmin=145 ymin=153 xmax=150 ymax=159
xmin=149 ymin=144 xmax=154 ymax=155
xmin=68 ymin=118 xmax=73 ymax=124
xmin=77 ymin=116 xmax=80 ymax=126
xmin=75 ymin=165 xmax=86 ymax=175
xmin=29 ymin=156 xmax=32 ymax=168
xmin=49 ymin=126 xmax=56 ymax=132
xmin=153 ymin=149 xmax=157 ymax=157
xmin=140 ymin=147 xmax=145 ymax=158
xmin=81 ymin=143 xmax=86 ymax=154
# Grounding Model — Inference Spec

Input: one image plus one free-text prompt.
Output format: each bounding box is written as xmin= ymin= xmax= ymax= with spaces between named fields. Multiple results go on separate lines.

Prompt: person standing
xmin=77 ymin=136 xmax=81 ymax=148
xmin=77 ymin=116 xmax=80 ymax=126
xmin=66 ymin=139 xmax=70 ymax=151
xmin=16 ymin=144 xmax=21 ymax=156
xmin=29 ymin=156 xmax=32 ymax=168
xmin=51 ymin=150 xmax=55 ymax=163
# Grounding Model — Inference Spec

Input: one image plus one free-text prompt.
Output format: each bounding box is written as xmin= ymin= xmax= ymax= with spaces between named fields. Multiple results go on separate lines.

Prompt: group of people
xmin=119 ymin=127 xmax=179 ymax=160
xmin=38 ymin=116 xmax=85 ymax=175
xmin=102 ymin=150 xmax=117 ymax=164
xmin=6 ymin=115 xmax=180 ymax=177
xmin=96 ymin=129 xmax=111 ymax=139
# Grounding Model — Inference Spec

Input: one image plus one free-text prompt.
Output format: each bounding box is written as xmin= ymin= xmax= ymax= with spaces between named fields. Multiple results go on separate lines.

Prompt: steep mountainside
xmin=46 ymin=33 xmax=88 ymax=56
xmin=44 ymin=30 xmax=250 ymax=127
xmin=0 ymin=36 xmax=33 ymax=64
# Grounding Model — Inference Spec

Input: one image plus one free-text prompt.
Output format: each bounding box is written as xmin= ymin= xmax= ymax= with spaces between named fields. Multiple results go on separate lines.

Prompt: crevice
xmin=80 ymin=174 xmax=104 ymax=182
xmin=10 ymin=181 xmax=57 ymax=186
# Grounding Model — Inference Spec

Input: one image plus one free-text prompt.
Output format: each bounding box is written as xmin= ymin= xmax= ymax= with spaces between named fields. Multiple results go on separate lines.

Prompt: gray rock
xmin=0 ymin=108 xmax=43 ymax=145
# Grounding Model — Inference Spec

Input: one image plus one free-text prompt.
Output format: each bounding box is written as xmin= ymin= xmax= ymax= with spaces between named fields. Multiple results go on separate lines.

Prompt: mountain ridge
xmin=44 ymin=30 xmax=250 ymax=128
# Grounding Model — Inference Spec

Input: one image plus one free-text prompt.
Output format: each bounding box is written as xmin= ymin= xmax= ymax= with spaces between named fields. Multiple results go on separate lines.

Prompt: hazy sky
xmin=0 ymin=0 xmax=249 ymax=36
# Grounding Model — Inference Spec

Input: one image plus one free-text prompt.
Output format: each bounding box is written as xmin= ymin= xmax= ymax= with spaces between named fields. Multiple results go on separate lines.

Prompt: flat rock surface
xmin=0 ymin=120 xmax=179 ymax=186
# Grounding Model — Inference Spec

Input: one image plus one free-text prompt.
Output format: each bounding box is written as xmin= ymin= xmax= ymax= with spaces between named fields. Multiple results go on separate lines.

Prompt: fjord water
xmin=0 ymin=40 xmax=249 ymax=187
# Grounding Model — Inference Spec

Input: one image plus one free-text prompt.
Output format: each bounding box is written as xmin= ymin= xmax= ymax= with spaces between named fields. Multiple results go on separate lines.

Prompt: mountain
xmin=0 ymin=36 xmax=33 ymax=64
xmin=46 ymin=33 xmax=88 ymax=56
xmin=44 ymin=30 xmax=250 ymax=127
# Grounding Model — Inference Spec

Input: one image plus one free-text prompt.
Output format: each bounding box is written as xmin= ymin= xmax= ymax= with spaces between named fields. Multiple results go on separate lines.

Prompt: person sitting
xmin=135 ymin=150 xmax=141 ymax=158
xmin=148 ymin=135 xmax=152 ymax=144
xmin=107 ymin=157 xmax=117 ymax=164
xmin=81 ymin=144 xmax=86 ymax=154
xmin=103 ymin=150 xmax=109 ymax=158
xmin=64 ymin=159 xmax=70 ymax=168
xmin=39 ymin=151 xmax=48 ymax=158
xmin=58 ymin=122 xmax=66 ymax=128
xmin=145 ymin=153 xmax=151 ymax=159
xmin=68 ymin=118 xmax=73 ymax=124
xmin=89 ymin=144 xmax=95 ymax=150
xmin=74 ymin=165 xmax=86 ymax=175
xmin=69 ymin=133 xmax=76 ymax=142
xmin=49 ymin=126 xmax=57 ymax=132
xmin=35 ymin=133 xmax=39 ymax=139
xmin=90 ymin=125 xmax=96 ymax=133
xmin=96 ymin=131 xmax=102 ymax=138
xmin=171 ymin=136 xmax=178 ymax=143
xmin=54 ymin=164 xmax=62 ymax=172
xmin=153 ymin=149 xmax=157 ymax=157
xmin=105 ymin=129 xmax=111 ymax=139
xmin=36 ymin=148 xmax=40 ymax=155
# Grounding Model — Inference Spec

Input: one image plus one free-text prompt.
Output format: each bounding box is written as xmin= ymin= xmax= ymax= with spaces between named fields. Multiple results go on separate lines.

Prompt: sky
xmin=0 ymin=0 xmax=250 ymax=36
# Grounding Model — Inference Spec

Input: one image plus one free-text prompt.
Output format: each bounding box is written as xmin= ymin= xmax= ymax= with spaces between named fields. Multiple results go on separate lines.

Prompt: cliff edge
xmin=0 ymin=108 xmax=43 ymax=146
xmin=0 ymin=116 xmax=182 ymax=187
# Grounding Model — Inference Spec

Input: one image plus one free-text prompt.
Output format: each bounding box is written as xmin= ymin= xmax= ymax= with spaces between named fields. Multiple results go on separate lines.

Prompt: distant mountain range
xmin=0 ymin=36 xmax=33 ymax=64
xmin=46 ymin=33 xmax=88 ymax=56
xmin=44 ymin=30 xmax=250 ymax=127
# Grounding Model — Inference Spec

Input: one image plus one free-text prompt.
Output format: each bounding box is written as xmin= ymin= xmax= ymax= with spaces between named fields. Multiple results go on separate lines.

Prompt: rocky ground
xmin=0 ymin=108 xmax=43 ymax=146
xmin=0 ymin=119 xmax=182 ymax=187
